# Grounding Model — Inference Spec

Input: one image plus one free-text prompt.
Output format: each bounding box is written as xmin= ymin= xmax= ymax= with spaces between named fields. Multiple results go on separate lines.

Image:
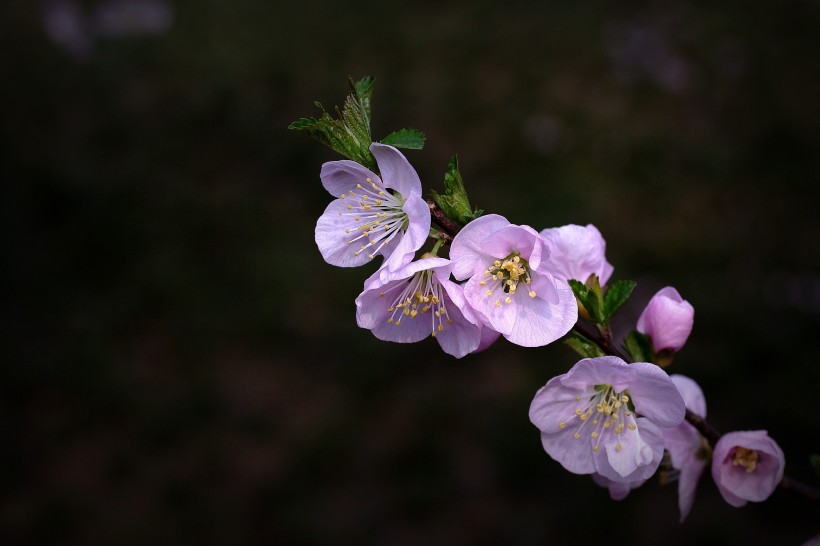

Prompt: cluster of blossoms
xmin=296 ymin=79 xmax=806 ymax=527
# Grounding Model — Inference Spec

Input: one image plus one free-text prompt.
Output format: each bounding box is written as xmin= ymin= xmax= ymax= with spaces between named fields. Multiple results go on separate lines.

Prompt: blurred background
xmin=3 ymin=0 xmax=820 ymax=544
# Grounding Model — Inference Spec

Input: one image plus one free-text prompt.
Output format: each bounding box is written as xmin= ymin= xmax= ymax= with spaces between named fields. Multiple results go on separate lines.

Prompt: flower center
xmin=732 ymin=447 xmax=759 ymax=473
xmin=339 ymin=177 xmax=408 ymax=259
xmin=559 ymin=385 xmax=637 ymax=454
xmin=479 ymin=253 xmax=537 ymax=307
xmin=379 ymin=270 xmax=453 ymax=336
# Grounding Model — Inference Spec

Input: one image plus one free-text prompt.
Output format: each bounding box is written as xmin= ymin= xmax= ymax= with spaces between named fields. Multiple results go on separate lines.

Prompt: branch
xmin=427 ymin=200 xmax=461 ymax=239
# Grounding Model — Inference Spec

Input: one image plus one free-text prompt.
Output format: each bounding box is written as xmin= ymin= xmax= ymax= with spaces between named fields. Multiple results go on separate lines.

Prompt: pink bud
xmin=711 ymin=430 xmax=785 ymax=507
xmin=636 ymin=287 xmax=694 ymax=352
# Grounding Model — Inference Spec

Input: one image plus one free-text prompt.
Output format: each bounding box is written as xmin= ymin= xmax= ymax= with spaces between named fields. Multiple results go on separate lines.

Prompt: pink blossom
xmin=662 ymin=374 xmax=709 ymax=521
xmin=711 ymin=430 xmax=785 ymax=507
xmin=539 ymin=224 xmax=614 ymax=285
xmin=529 ymin=356 xmax=685 ymax=482
xmin=449 ymin=214 xmax=577 ymax=347
xmin=355 ymin=257 xmax=482 ymax=358
xmin=636 ymin=286 xmax=694 ymax=352
xmin=315 ymin=143 xmax=430 ymax=271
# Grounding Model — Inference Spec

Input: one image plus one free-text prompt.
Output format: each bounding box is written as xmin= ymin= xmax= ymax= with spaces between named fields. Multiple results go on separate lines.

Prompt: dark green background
xmin=3 ymin=0 xmax=819 ymax=544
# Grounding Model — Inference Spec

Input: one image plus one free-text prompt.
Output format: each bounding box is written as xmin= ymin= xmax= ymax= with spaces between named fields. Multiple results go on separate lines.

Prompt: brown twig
xmin=427 ymin=200 xmax=461 ymax=239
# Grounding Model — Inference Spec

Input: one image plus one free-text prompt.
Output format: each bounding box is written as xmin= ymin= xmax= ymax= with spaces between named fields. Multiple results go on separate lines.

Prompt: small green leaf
xmin=380 ymin=128 xmax=426 ymax=149
xmin=431 ymin=155 xmax=479 ymax=226
xmin=810 ymin=454 xmax=820 ymax=478
xmin=570 ymin=276 xmax=605 ymax=324
xmin=604 ymin=280 xmax=637 ymax=320
xmin=624 ymin=331 xmax=653 ymax=363
xmin=564 ymin=333 xmax=606 ymax=358
xmin=289 ymin=77 xmax=376 ymax=171
xmin=352 ymin=76 xmax=375 ymax=123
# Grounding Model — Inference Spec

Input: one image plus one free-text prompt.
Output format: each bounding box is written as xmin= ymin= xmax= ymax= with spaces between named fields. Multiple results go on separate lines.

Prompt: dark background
xmin=3 ymin=0 xmax=820 ymax=544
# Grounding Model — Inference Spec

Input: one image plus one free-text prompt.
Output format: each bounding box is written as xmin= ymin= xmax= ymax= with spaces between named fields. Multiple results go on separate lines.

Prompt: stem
xmin=427 ymin=200 xmax=461 ymax=239
xmin=430 ymin=238 xmax=445 ymax=256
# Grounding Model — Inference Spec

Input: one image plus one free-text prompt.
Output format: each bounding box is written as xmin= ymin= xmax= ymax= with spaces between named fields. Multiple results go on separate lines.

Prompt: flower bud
xmin=711 ymin=430 xmax=785 ymax=507
xmin=636 ymin=287 xmax=694 ymax=352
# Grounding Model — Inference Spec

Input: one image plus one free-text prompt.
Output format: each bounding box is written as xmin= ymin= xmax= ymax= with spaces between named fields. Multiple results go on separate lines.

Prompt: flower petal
xmin=559 ymin=356 xmax=635 ymax=393
xmin=463 ymin=273 xmax=517 ymax=336
xmin=320 ymin=160 xmax=382 ymax=197
xmin=505 ymin=277 xmax=577 ymax=347
xmin=529 ymin=377 xmax=588 ymax=434
xmin=627 ymin=362 xmax=686 ymax=428
xmin=597 ymin=417 xmax=664 ymax=482
xmin=677 ymin=455 xmax=707 ymax=522
xmin=540 ymin=429 xmax=596 ymax=475
xmin=450 ymin=214 xmax=511 ymax=280
xmin=380 ymin=193 xmax=431 ymax=273
xmin=670 ymin=374 xmax=706 ymax=417
xmin=315 ymin=199 xmax=377 ymax=267
xmin=370 ymin=143 xmax=422 ymax=197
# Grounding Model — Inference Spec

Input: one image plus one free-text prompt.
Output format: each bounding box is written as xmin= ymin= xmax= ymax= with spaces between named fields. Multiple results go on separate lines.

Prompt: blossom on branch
xmin=662 ymin=374 xmax=709 ymax=522
xmin=591 ymin=473 xmax=647 ymax=500
xmin=315 ymin=143 xmax=430 ymax=271
xmin=355 ymin=256 xmax=482 ymax=358
xmin=450 ymin=214 xmax=577 ymax=347
xmin=529 ymin=356 xmax=685 ymax=483
xmin=711 ymin=430 xmax=785 ymax=507
xmin=637 ymin=286 xmax=694 ymax=352
xmin=538 ymin=223 xmax=614 ymax=285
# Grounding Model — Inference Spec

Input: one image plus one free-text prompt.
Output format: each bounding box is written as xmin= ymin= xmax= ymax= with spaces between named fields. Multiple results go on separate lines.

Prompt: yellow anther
xmin=559 ymin=422 xmax=566 ymax=429
xmin=513 ymin=256 xmax=520 ymax=263
xmin=388 ymin=318 xmax=393 ymax=323
xmin=628 ymin=424 xmax=636 ymax=430
xmin=621 ymin=395 xmax=629 ymax=403
xmin=505 ymin=297 xmax=512 ymax=304
xmin=575 ymin=395 xmax=581 ymax=401
xmin=379 ymin=292 xmax=385 ymax=297
xmin=340 ymin=194 xmax=346 ymax=199
xmin=437 ymin=324 xmax=444 ymax=332
xmin=574 ymin=432 xmax=580 ymax=440
xmin=615 ymin=443 xmax=623 ymax=452
xmin=366 ymin=177 xmax=372 ymax=183
xmin=486 ymin=290 xmax=493 ymax=296
xmin=354 ymin=216 xmax=360 ymax=221
xmin=593 ymin=446 xmax=599 ymax=452
xmin=529 ymin=291 xmax=537 ymax=298
xmin=591 ymin=431 xmax=599 ymax=438
xmin=580 ymin=413 xmax=588 ymax=421
xmin=431 ymin=331 xmax=437 ymax=337
xmin=347 ymin=204 xmax=352 ymax=210
xmin=575 ymin=409 xmax=582 ymax=415
xmin=403 ymin=309 xmax=410 ymax=316
xmin=592 ymin=420 xmax=598 ymax=425
xmin=732 ymin=447 xmax=759 ymax=473
xmin=484 ymin=270 xmax=491 ymax=277
xmin=410 ymin=310 xmax=418 ymax=318
xmin=395 ymin=319 xmax=401 ymax=326
xmin=495 ymin=300 xmax=501 ymax=307
xmin=494 ymin=260 xmax=501 ymax=267
xmin=604 ymin=421 xmax=612 ymax=428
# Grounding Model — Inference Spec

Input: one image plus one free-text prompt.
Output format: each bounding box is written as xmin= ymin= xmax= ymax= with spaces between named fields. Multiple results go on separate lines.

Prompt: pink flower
xmin=355 ymin=256 xmax=482 ymax=358
xmin=538 ymin=224 xmax=614 ymax=285
xmin=315 ymin=143 xmax=431 ymax=271
xmin=636 ymin=287 xmax=694 ymax=352
xmin=450 ymin=214 xmax=577 ymax=347
xmin=711 ymin=430 xmax=785 ymax=507
xmin=662 ymin=375 xmax=709 ymax=521
xmin=529 ymin=356 xmax=685 ymax=483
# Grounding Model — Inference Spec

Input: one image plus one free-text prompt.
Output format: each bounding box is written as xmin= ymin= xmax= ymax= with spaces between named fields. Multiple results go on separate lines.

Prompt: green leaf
xmin=430 ymin=155 xmax=479 ymax=226
xmin=810 ymin=454 xmax=820 ymax=478
xmin=289 ymin=78 xmax=376 ymax=171
xmin=604 ymin=280 xmax=637 ymax=320
xmin=564 ymin=332 xmax=606 ymax=358
xmin=352 ymin=76 xmax=375 ymax=123
xmin=380 ymin=128 xmax=426 ymax=150
xmin=569 ymin=276 xmax=605 ymax=324
xmin=624 ymin=331 xmax=653 ymax=363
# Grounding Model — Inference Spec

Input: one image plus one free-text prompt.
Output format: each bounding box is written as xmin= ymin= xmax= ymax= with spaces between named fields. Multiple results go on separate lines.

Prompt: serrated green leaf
xmin=289 ymin=79 xmax=376 ymax=171
xmin=604 ymin=280 xmax=637 ymax=320
xmin=624 ymin=331 xmax=653 ymax=363
xmin=352 ymin=76 xmax=375 ymax=123
xmin=430 ymin=155 xmax=479 ymax=226
xmin=380 ymin=128 xmax=426 ymax=149
xmin=565 ymin=333 xmax=606 ymax=358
